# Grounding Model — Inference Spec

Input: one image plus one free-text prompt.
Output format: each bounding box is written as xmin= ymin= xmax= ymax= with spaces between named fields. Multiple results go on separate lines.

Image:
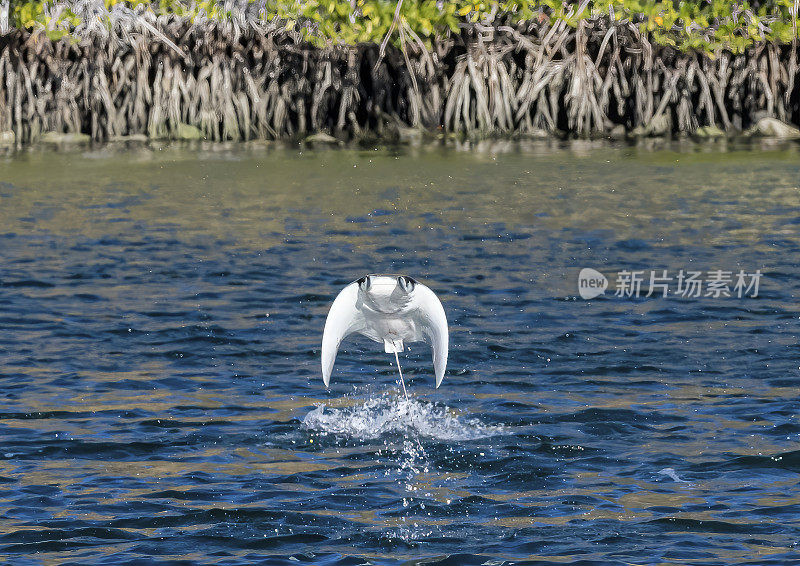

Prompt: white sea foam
xmin=302 ymin=394 xmax=504 ymax=441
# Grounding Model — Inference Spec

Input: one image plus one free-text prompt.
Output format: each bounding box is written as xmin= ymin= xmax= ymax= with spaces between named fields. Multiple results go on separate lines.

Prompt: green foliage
xmin=12 ymin=0 xmax=79 ymax=32
xmin=9 ymin=0 xmax=800 ymax=54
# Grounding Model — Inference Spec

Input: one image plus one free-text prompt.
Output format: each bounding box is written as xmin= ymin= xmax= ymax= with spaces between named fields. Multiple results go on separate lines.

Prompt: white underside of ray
xmin=321 ymin=276 xmax=449 ymax=389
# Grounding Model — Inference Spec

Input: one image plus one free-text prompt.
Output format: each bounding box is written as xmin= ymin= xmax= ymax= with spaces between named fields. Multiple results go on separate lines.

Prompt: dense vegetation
xmin=8 ymin=0 xmax=800 ymax=53
xmin=3 ymin=0 xmax=799 ymax=142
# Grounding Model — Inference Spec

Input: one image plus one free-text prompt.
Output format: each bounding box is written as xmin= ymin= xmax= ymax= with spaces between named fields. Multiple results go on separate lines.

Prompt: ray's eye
xmin=398 ymin=276 xmax=416 ymax=293
xmin=357 ymin=275 xmax=372 ymax=291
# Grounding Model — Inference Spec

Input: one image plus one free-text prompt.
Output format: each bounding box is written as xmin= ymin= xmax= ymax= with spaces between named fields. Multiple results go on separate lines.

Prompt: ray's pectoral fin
xmin=416 ymin=286 xmax=449 ymax=388
xmin=321 ymin=282 xmax=363 ymax=387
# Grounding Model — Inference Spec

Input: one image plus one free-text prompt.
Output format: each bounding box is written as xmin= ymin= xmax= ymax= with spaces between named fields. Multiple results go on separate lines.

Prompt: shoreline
xmin=3 ymin=135 xmax=800 ymax=157
xmin=2 ymin=16 xmax=800 ymax=144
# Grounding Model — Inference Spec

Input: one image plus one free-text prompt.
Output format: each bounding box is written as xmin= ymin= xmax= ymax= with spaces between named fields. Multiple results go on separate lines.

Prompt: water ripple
xmin=0 ymin=144 xmax=798 ymax=564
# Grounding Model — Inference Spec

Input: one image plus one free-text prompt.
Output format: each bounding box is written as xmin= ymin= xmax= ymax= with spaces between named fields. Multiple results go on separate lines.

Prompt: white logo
xmin=578 ymin=268 xmax=608 ymax=299
xmin=577 ymin=268 xmax=762 ymax=299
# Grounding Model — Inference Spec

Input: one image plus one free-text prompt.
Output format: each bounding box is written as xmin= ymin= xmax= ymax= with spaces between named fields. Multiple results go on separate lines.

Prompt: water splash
xmin=302 ymin=394 xmax=505 ymax=441
xmin=658 ymin=467 xmax=692 ymax=484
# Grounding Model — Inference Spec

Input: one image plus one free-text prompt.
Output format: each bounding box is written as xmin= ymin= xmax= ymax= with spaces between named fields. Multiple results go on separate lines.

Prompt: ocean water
xmin=0 ymin=140 xmax=798 ymax=565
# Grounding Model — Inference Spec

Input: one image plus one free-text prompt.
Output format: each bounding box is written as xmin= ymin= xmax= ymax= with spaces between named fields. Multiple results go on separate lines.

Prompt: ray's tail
xmin=391 ymin=340 xmax=409 ymax=401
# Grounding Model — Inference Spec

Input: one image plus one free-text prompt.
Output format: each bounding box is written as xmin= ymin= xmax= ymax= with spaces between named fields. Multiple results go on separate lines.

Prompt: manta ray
xmin=321 ymin=275 xmax=449 ymax=394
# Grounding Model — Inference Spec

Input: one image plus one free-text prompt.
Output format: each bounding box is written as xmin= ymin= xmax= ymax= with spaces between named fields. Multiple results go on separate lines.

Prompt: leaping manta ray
xmin=321 ymin=274 xmax=449 ymax=396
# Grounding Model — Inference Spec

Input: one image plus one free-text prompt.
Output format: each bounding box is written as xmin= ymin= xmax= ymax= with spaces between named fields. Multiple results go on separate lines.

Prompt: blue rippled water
xmin=0 ymin=141 xmax=799 ymax=565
